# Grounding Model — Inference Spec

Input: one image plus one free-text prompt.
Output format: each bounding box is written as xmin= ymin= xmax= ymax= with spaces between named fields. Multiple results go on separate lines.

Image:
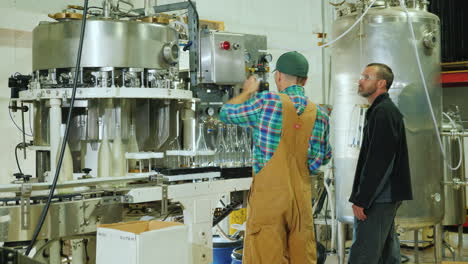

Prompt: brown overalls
xmin=243 ymin=94 xmax=318 ymax=264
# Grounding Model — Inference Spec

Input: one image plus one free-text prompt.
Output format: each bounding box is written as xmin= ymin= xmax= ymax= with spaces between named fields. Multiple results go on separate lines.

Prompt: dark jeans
xmin=348 ymin=202 xmax=401 ymax=264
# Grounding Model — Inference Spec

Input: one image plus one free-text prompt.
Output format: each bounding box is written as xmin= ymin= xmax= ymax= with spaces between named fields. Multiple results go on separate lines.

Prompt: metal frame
xmin=18 ymin=87 xmax=193 ymax=101
xmin=0 ymin=177 xmax=252 ymax=264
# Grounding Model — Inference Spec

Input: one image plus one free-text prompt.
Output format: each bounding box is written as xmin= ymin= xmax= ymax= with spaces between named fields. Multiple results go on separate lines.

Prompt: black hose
xmin=8 ymin=100 xmax=33 ymax=137
xmin=25 ymin=0 xmax=89 ymax=255
xmin=15 ymin=143 xmax=23 ymax=174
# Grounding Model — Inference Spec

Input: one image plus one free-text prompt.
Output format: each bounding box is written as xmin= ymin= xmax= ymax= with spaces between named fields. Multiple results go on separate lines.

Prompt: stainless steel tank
xmin=33 ymin=19 xmax=178 ymax=70
xmin=331 ymin=5 xmax=443 ymax=228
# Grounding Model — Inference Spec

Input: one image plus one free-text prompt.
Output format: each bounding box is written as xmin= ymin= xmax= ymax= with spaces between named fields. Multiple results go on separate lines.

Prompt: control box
xmin=200 ymin=31 xmax=246 ymax=84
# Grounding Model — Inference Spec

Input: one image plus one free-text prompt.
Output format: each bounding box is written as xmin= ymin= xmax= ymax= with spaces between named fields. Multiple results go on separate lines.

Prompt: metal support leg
xmin=71 ymin=239 xmax=86 ymax=264
xmin=458 ymin=224 xmax=463 ymax=260
xmin=49 ymin=240 xmax=61 ymax=264
xmin=178 ymin=195 xmax=221 ymax=264
xmin=442 ymin=229 xmax=446 ymax=259
xmin=337 ymin=221 xmax=346 ymax=264
xmin=414 ymin=229 xmax=419 ymax=264
xmin=85 ymin=237 xmax=97 ymax=264
xmin=435 ymin=223 xmax=443 ymax=263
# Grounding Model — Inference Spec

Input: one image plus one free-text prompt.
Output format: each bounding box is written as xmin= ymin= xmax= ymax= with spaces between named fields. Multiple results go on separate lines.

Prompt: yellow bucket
xmin=229 ymin=208 xmax=247 ymax=235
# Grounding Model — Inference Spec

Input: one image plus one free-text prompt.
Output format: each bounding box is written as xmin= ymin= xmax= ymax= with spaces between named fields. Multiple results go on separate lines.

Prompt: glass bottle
xmin=234 ymin=125 xmax=243 ymax=167
xmin=214 ymin=123 xmax=227 ymax=167
xmin=164 ymin=137 xmax=181 ymax=169
xmin=56 ymin=124 xmax=74 ymax=183
xmin=112 ymin=124 xmax=126 ymax=177
xmin=224 ymin=124 xmax=233 ymax=167
xmin=248 ymin=127 xmax=253 ymax=166
xmin=242 ymin=127 xmax=253 ymax=167
xmin=98 ymin=119 xmax=113 ymax=177
xmin=194 ymin=122 xmax=212 ymax=167
xmin=127 ymin=124 xmax=139 ymax=171
xmin=225 ymin=124 xmax=240 ymax=167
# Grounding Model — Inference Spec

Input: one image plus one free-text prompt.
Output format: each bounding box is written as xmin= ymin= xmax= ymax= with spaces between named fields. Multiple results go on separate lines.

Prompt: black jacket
xmin=349 ymin=93 xmax=412 ymax=209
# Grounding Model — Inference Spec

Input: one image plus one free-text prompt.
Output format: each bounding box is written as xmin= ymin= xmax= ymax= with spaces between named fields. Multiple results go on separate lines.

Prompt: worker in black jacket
xmin=348 ymin=63 xmax=412 ymax=264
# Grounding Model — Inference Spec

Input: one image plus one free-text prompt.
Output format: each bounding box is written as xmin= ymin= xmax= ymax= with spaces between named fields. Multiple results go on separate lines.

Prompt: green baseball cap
xmin=274 ymin=51 xmax=309 ymax=78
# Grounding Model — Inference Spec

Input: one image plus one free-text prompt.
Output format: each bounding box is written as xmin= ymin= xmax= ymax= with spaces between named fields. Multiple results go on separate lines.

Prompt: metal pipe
xmin=20 ymin=102 xmax=27 ymax=159
xmin=102 ymin=0 xmax=112 ymax=18
xmin=144 ymin=0 xmax=157 ymax=16
xmin=321 ymin=0 xmax=326 ymax=103
xmin=441 ymin=131 xmax=468 ymax=137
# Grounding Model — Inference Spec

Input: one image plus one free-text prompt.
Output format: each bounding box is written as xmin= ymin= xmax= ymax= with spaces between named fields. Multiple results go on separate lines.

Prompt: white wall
xmin=0 ymin=0 xmax=333 ymax=183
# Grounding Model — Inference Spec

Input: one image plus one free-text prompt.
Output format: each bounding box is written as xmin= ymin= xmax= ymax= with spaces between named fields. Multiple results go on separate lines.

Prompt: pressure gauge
xmin=206 ymin=107 xmax=215 ymax=116
xmin=244 ymin=52 xmax=252 ymax=63
xmin=262 ymin=54 xmax=273 ymax=63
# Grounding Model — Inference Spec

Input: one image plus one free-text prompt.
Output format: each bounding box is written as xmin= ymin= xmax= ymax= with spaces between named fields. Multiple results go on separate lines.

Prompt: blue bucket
xmin=212 ymin=235 xmax=243 ymax=264
xmin=231 ymin=247 xmax=243 ymax=264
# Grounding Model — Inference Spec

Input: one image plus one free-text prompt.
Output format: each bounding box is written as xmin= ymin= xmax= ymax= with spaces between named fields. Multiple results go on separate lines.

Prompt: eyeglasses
xmin=359 ymin=74 xmax=380 ymax=81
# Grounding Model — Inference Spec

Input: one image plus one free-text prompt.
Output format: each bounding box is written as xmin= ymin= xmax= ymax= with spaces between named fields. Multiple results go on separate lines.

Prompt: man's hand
xmin=242 ymin=75 xmax=260 ymax=96
xmin=226 ymin=76 xmax=260 ymax=105
xmin=352 ymin=204 xmax=367 ymax=221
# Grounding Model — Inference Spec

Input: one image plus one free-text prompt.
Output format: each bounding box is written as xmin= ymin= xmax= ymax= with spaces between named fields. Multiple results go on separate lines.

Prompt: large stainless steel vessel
xmin=331 ymin=4 xmax=443 ymax=228
xmin=33 ymin=19 xmax=179 ymax=70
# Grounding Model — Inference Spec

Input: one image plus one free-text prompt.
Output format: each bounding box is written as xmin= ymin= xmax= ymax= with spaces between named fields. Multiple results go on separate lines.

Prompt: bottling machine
xmin=3 ymin=1 xmax=271 ymax=263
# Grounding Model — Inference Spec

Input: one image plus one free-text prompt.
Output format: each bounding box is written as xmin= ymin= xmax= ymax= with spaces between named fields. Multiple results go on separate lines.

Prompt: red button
xmin=220 ymin=41 xmax=231 ymax=50
xmin=294 ymin=124 xmax=301 ymax=129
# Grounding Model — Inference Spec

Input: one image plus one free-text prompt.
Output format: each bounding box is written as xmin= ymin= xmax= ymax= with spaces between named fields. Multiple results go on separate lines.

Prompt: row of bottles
xmin=164 ymin=122 xmax=253 ymax=169
xmin=214 ymin=123 xmax=252 ymax=168
xmin=56 ymin=121 xmax=140 ymax=182
xmin=55 ymin=120 xmax=253 ymax=182
xmin=97 ymin=122 xmax=139 ymax=178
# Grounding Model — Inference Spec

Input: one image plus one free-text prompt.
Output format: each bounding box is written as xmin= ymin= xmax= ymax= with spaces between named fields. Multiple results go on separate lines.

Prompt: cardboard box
xmin=96 ymin=221 xmax=189 ymax=264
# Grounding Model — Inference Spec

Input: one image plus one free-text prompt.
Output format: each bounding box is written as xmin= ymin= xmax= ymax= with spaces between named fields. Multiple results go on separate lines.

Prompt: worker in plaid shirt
xmin=220 ymin=51 xmax=331 ymax=264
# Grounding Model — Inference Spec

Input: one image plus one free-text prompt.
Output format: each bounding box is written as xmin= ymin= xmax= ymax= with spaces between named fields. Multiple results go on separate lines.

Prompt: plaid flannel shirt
xmin=219 ymin=85 xmax=332 ymax=174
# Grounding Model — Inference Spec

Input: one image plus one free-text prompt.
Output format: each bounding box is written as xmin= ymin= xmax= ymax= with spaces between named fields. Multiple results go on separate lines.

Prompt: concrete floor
xmin=323 ymin=231 xmax=468 ymax=264
xmin=324 ymin=248 xmax=468 ymax=264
